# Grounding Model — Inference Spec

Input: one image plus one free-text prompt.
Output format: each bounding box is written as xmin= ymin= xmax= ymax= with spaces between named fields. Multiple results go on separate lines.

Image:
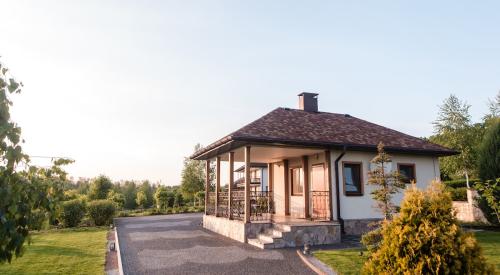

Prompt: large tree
xmin=87 ymin=175 xmax=113 ymax=200
xmin=138 ymin=180 xmax=154 ymax=208
xmin=431 ymin=94 xmax=482 ymax=185
xmin=478 ymin=118 xmax=500 ymax=181
xmin=122 ymin=181 xmax=137 ymax=209
xmin=180 ymin=144 xmax=206 ymax=202
xmin=483 ymin=91 xmax=500 ymax=127
xmin=0 ymin=61 xmax=71 ymax=262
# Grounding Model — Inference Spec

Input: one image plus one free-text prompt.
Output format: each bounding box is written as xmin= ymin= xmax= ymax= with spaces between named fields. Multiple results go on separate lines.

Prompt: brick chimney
xmin=298 ymin=92 xmax=319 ymax=112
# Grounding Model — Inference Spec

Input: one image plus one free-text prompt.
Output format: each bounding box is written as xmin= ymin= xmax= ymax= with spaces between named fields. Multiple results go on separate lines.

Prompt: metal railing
xmin=207 ymin=190 xmax=274 ymax=222
xmin=250 ymin=191 xmax=274 ymax=221
xmin=312 ymin=191 xmax=329 ymax=220
xmin=206 ymin=192 xmax=216 ymax=215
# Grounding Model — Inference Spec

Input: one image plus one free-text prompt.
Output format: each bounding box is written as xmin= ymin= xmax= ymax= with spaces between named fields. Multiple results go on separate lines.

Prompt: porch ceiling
xmin=215 ymin=145 xmax=325 ymax=163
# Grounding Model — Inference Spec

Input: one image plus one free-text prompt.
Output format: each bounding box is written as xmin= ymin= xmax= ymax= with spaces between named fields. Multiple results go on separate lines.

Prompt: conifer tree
xmin=363 ymin=182 xmax=494 ymax=274
xmin=367 ymin=142 xmax=406 ymax=220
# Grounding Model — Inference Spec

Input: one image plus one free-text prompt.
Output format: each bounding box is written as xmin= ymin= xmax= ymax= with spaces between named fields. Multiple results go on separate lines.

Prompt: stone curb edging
xmin=296 ymin=250 xmax=336 ymax=275
xmin=115 ymin=227 xmax=125 ymax=275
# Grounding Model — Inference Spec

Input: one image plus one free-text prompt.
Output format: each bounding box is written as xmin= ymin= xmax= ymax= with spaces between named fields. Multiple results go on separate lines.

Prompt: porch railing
xmin=206 ymin=191 xmax=274 ymax=222
xmin=249 ymin=191 xmax=274 ymax=221
xmin=206 ymin=192 xmax=216 ymax=215
xmin=217 ymin=191 xmax=229 ymax=217
xmin=312 ymin=191 xmax=329 ymax=220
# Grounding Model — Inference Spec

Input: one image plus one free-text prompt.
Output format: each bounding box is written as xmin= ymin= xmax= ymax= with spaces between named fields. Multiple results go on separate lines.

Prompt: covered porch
xmin=201 ymin=144 xmax=341 ymax=248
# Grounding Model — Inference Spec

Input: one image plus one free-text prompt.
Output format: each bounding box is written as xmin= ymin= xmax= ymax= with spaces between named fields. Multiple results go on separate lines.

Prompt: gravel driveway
xmin=115 ymin=213 xmax=313 ymax=274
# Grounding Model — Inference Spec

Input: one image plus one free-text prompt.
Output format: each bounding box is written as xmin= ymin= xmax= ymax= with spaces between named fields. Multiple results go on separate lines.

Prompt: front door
xmin=311 ymin=164 xmax=329 ymax=220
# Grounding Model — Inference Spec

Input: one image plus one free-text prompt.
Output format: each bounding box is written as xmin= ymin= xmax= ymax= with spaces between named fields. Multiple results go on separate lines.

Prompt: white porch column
xmin=215 ymin=156 xmax=221 ymax=216
xmin=244 ymin=146 xmax=251 ymax=223
xmin=228 ymin=152 xmax=234 ymax=219
xmin=205 ymin=160 xmax=210 ymax=215
xmin=302 ymin=156 xmax=310 ymax=219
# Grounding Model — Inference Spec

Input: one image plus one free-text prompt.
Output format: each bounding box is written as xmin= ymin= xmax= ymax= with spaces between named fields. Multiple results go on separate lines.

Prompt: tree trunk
xmin=465 ymin=171 xmax=470 ymax=189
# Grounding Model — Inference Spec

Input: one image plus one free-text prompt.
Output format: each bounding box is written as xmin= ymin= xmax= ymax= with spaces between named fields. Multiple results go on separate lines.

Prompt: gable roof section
xmin=191 ymin=108 xmax=457 ymax=159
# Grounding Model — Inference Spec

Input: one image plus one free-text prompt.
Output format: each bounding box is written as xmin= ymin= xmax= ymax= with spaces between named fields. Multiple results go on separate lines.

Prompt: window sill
xmin=344 ymin=193 xmax=363 ymax=196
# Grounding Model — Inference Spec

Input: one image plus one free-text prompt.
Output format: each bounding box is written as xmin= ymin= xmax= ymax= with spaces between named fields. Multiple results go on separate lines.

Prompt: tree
xmin=87 ymin=175 xmax=113 ymax=200
xmin=431 ymin=94 xmax=481 ymax=186
xmin=122 ymin=181 xmax=137 ymax=209
xmin=174 ymin=192 xmax=184 ymax=207
xmin=363 ymin=182 xmax=494 ymax=274
xmin=366 ymin=142 xmax=406 ymax=220
xmin=475 ymin=179 xmax=500 ymax=225
xmin=196 ymin=190 xmax=205 ymax=207
xmin=0 ymin=61 xmax=72 ymax=263
xmin=107 ymin=189 xmax=125 ymax=209
xmin=483 ymin=91 xmax=500 ymax=127
xmin=180 ymin=144 xmax=206 ymax=202
xmin=135 ymin=191 xmax=147 ymax=209
xmin=478 ymin=118 xmax=500 ymax=181
xmin=138 ymin=180 xmax=154 ymax=208
xmin=155 ymin=186 xmax=169 ymax=210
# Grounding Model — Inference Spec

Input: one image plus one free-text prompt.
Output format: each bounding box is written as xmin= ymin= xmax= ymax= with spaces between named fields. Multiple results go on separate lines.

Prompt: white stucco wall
xmin=273 ymin=162 xmax=286 ymax=215
xmin=329 ymin=150 xmax=440 ymax=220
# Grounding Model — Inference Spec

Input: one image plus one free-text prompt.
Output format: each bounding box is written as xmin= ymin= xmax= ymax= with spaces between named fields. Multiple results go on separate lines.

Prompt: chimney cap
xmin=297 ymin=92 xmax=319 ymax=97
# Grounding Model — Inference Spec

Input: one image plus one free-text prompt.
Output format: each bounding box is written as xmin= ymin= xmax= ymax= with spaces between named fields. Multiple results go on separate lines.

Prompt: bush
xmin=363 ymin=182 xmax=494 ymax=274
xmin=60 ymin=199 xmax=86 ymax=228
xmin=29 ymin=210 xmax=50 ymax=231
xmin=442 ymin=179 xmax=480 ymax=189
xmin=87 ymin=200 xmax=116 ymax=226
xmin=445 ymin=186 xmax=468 ymax=201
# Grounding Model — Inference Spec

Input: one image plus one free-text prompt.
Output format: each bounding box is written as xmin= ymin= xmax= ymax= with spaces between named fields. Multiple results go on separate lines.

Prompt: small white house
xmin=191 ymin=93 xmax=456 ymax=249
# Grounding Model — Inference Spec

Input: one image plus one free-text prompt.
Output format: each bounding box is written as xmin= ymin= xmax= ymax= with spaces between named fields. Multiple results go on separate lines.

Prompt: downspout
xmin=334 ymin=146 xmax=347 ymax=234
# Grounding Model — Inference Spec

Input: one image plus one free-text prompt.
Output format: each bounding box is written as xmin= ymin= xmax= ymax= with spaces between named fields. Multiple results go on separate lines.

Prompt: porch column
xmin=205 ymin=160 xmax=210 ymax=215
xmin=215 ymin=156 xmax=221 ymax=216
xmin=325 ymin=150 xmax=334 ymax=221
xmin=267 ymin=163 xmax=273 ymax=214
xmin=228 ymin=152 xmax=234 ymax=219
xmin=267 ymin=163 xmax=273 ymax=193
xmin=284 ymin=159 xmax=290 ymax=216
xmin=244 ymin=146 xmax=251 ymax=223
xmin=302 ymin=156 xmax=310 ymax=219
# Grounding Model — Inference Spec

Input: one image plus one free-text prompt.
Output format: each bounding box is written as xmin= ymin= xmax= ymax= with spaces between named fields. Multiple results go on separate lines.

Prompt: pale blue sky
xmin=1 ymin=1 xmax=498 ymax=185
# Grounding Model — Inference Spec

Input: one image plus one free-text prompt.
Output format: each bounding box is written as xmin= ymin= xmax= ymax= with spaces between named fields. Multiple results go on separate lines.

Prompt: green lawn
xmin=0 ymin=227 xmax=108 ymax=275
xmin=314 ymin=231 xmax=500 ymax=275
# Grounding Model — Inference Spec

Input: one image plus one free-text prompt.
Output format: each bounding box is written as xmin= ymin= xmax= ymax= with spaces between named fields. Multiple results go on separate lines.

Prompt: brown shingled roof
xmin=192 ymin=108 xmax=457 ymax=159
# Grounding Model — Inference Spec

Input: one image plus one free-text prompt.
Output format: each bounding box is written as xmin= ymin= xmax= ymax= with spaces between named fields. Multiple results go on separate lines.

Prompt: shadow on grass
xmin=27 ymin=245 xmax=94 ymax=257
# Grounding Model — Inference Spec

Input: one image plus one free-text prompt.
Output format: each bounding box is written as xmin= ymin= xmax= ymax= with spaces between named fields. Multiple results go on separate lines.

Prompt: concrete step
xmin=272 ymin=223 xmax=292 ymax=232
xmin=264 ymin=228 xmax=284 ymax=238
xmin=247 ymin=238 xmax=275 ymax=249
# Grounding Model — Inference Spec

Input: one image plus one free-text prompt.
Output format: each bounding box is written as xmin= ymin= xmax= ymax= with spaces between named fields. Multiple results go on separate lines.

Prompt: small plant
xmin=87 ymin=200 xmax=116 ymax=226
xmin=60 ymin=199 xmax=86 ymax=228
xmin=363 ymin=182 xmax=494 ymax=274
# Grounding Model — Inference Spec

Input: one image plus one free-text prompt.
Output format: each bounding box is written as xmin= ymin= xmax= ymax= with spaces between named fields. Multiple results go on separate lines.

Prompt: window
xmin=398 ymin=163 xmax=416 ymax=184
xmin=343 ymin=162 xmax=363 ymax=196
xmin=291 ymin=167 xmax=303 ymax=195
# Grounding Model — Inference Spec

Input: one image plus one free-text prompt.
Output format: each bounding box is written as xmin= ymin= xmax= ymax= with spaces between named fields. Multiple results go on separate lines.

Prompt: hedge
xmin=442 ymin=179 xmax=480 ymax=189
xmin=87 ymin=200 xmax=116 ymax=226
xmin=60 ymin=199 xmax=86 ymax=227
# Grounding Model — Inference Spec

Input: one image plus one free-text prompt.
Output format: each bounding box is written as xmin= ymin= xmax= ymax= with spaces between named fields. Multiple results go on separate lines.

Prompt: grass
xmin=314 ymin=248 xmax=368 ymax=275
xmin=314 ymin=231 xmax=500 ymax=274
xmin=0 ymin=227 xmax=108 ymax=275
xmin=475 ymin=231 xmax=500 ymax=271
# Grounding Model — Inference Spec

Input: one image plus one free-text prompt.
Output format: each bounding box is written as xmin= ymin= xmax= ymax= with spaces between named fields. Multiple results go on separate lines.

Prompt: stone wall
xmin=343 ymin=218 xmax=380 ymax=236
xmin=203 ymin=215 xmax=247 ymax=242
xmin=452 ymin=189 xmax=488 ymax=223
xmin=280 ymin=223 xmax=341 ymax=247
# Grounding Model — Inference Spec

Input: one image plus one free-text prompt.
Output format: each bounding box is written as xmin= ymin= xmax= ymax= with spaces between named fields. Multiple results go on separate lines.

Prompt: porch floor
xmin=251 ymin=215 xmax=335 ymax=226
